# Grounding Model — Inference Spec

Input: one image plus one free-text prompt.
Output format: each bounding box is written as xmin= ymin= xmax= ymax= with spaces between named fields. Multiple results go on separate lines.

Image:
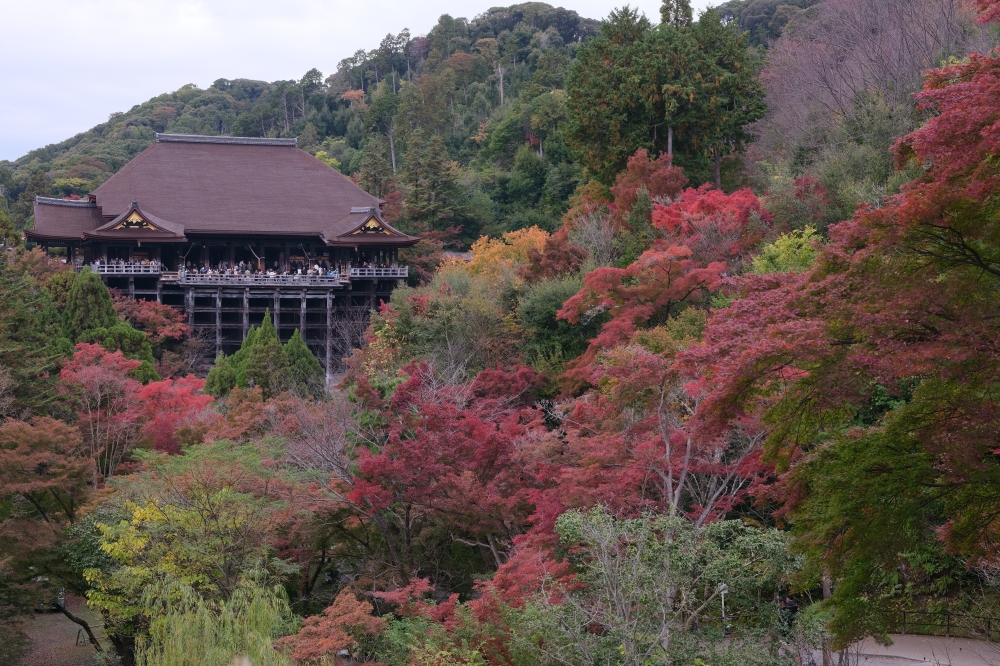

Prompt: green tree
xmin=691 ymin=9 xmax=767 ymax=187
xmin=661 ymin=0 xmax=694 ymax=26
xmin=507 ymin=508 xmax=810 ymax=666
xmin=206 ymin=313 xmax=322 ymax=399
xmin=204 ymin=351 xmax=238 ymax=398
xmin=364 ymin=81 xmax=400 ymax=173
xmin=62 ymin=267 xmax=118 ymax=342
xmin=507 ymin=145 xmax=549 ymax=208
xmin=358 ymin=134 xmax=396 ymax=199
xmin=566 ymin=5 xmax=764 ymax=186
xmin=137 ymin=581 xmax=295 ymax=666
xmin=0 ymin=206 xmax=21 ymax=249
xmin=79 ymin=322 xmax=158 ymax=383
xmin=11 ymin=171 xmax=47 ymax=230
xmin=518 ymin=275 xmax=603 ymax=371
xmin=63 ymin=268 xmax=157 ymax=381
xmin=401 ymin=132 xmax=462 ymax=234
xmin=0 ymin=253 xmax=69 ymax=413
xmin=284 ymin=330 xmax=325 ymax=397
xmin=613 ymin=188 xmax=658 ymax=267
xmin=750 ymin=227 xmax=820 ymax=274
xmin=82 ymin=442 xmax=297 ymax=665
xmin=565 ymin=8 xmax=659 ymax=185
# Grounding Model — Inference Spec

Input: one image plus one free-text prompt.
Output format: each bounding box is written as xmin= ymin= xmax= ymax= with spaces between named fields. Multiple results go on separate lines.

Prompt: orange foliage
xmin=205 ymin=387 xmax=268 ymax=443
xmin=518 ymin=227 xmax=587 ymax=283
xmin=275 ymin=589 xmax=386 ymax=665
xmin=466 ymin=227 xmax=549 ymax=279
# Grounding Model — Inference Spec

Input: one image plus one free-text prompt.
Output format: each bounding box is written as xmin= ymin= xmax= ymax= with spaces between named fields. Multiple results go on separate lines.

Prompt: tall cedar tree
xmin=566 ymin=3 xmax=764 ymax=185
xmin=401 ymin=131 xmax=462 ymax=235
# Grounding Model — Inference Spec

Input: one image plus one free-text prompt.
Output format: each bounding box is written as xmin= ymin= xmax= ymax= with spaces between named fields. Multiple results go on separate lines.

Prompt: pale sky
xmin=0 ymin=0 xmax=714 ymax=162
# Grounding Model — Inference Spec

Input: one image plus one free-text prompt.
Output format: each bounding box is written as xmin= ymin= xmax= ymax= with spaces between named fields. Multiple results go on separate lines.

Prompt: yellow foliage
xmin=465 ymin=226 xmax=549 ymax=279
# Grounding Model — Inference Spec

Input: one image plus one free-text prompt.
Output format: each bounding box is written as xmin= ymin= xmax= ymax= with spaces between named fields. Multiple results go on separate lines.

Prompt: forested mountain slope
xmin=0 ymin=3 xmax=598 ymax=243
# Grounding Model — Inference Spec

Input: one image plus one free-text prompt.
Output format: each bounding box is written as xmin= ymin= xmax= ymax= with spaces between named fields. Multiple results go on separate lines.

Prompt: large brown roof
xmin=26 ymin=198 xmax=107 ymax=241
xmin=27 ymin=133 xmax=417 ymax=246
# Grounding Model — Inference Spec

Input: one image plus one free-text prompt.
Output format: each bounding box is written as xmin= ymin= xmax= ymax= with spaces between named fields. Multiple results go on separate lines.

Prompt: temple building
xmin=26 ymin=133 xmax=418 ymax=373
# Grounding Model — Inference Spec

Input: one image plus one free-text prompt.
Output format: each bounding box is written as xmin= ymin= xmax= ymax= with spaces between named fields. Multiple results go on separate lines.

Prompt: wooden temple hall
xmin=26 ymin=133 xmax=418 ymax=370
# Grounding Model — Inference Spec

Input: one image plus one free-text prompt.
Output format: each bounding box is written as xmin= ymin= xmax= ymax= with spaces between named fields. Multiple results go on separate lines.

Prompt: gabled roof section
xmin=86 ymin=201 xmax=185 ymax=241
xmin=26 ymin=196 xmax=106 ymax=241
xmin=91 ymin=134 xmax=389 ymax=239
xmin=322 ymin=211 xmax=418 ymax=247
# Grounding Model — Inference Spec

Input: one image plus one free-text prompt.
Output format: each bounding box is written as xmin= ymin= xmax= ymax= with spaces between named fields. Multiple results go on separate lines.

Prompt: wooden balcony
xmin=88 ymin=261 xmax=162 ymax=275
xmin=348 ymin=266 xmax=408 ymax=278
xmin=176 ymin=270 xmax=345 ymax=286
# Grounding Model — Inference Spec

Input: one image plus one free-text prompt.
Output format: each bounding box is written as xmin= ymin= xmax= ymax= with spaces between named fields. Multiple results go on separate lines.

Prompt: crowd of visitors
xmin=86 ymin=258 xmax=403 ymax=280
xmin=182 ymin=259 xmax=342 ymax=279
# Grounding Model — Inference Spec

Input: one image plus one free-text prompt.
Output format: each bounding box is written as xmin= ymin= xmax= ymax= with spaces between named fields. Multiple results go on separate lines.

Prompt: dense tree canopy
xmin=11 ymin=2 xmax=1000 ymax=665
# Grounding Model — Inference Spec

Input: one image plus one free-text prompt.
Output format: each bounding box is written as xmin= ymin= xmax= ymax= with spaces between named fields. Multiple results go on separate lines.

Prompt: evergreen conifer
xmin=284 ymin=329 xmax=325 ymax=397
xmin=62 ymin=267 xmax=118 ymax=342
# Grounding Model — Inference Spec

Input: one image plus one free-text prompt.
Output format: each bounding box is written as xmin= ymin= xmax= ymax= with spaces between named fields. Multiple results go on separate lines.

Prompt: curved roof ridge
xmin=155 ymin=133 xmax=297 ymax=147
xmin=35 ymin=196 xmax=96 ymax=208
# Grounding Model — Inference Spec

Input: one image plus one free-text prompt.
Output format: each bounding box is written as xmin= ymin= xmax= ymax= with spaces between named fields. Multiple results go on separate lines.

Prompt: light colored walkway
xmin=23 ymin=593 xmax=107 ymax=666
xmin=852 ymin=634 xmax=999 ymax=665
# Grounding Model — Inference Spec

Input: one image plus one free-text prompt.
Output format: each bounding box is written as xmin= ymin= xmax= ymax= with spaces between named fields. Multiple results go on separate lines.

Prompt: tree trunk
xmin=498 ymin=66 xmax=505 ymax=107
xmin=388 ymin=124 xmax=397 ymax=174
xmin=667 ymin=125 xmax=673 ymax=167
xmin=714 ymin=151 xmax=722 ymax=189
xmin=108 ymin=633 xmax=136 ymax=666
xmin=821 ymin=572 xmax=835 ymax=666
xmin=281 ymin=91 xmax=289 ymax=133
xmin=58 ymin=604 xmax=103 ymax=654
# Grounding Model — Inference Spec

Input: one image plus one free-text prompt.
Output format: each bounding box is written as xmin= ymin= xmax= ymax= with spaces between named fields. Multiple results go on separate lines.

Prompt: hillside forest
xmin=4 ymin=0 xmax=1000 ymax=665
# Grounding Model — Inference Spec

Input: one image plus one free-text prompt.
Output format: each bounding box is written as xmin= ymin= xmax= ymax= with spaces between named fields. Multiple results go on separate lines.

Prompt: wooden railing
xmin=348 ymin=267 xmax=408 ymax=278
xmin=177 ymin=270 xmax=343 ymax=286
xmin=88 ymin=261 xmax=161 ymax=275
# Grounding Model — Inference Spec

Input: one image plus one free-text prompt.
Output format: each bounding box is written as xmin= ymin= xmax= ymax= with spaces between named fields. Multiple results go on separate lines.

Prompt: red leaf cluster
xmin=137 ymin=375 xmax=214 ymax=454
xmin=348 ymin=362 xmax=545 ymax=548
xmin=276 ymin=589 xmax=387 ymax=665
xmin=609 ymin=149 xmax=688 ymax=222
xmin=517 ymin=227 xmax=588 ymax=283
xmin=652 ymin=184 xmax=772 ymax=267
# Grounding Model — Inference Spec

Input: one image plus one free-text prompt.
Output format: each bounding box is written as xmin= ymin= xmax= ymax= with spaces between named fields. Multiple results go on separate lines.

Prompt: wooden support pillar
xmin=216 ymin=288 xmax=222 ymax=357
xmin=273 ymin=290 xmax=280 ymax=330
xmin=370 ymin=279 xmax=377 ymax=309
xmin=186 ymin=288 xmax=194 ymax=329
xmin=300 ymin=290 xmax=307 ymax=333
xmin=128 ymin=276 xmax=135 ymax=300
xmin=156 ymin=281 xmax=162 ymax=304
xmin=243 ymin=288 xmax=249 ymax=339
xmin=325 ymin=290 xmax=333 ymax=379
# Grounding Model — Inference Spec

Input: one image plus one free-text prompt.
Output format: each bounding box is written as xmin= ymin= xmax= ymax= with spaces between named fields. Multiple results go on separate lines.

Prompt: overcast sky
xmin=0 ymin=0 xmax=714 ymax=162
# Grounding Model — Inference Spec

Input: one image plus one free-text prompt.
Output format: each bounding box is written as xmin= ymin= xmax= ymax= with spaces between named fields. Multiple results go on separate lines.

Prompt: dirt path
xmin=854 ymin=635 xmax=999 ymax=665
xmin=22 ymin=592 xmax=109 ymax=666
xmin=811 ymin=635 xmax=1000 ymax=665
